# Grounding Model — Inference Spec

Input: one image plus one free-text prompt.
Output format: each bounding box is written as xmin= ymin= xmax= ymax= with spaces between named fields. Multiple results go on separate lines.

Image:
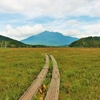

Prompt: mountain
xmin=0 ymin=35 xmax=27 ymax=48
xmin=69 ymin=36 xmax=100 ymax=48
xmin=21 ymin=31 xmax=78 ymax=46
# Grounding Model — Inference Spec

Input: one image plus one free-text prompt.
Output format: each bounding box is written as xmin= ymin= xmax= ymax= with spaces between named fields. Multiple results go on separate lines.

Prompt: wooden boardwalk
xmin=44 ymin=55 xmax=60 ymax=100
xmin=19 ymin=54 xmax=49 ymax=100
xmin=19 ymin=54 xmax=60 ymax=100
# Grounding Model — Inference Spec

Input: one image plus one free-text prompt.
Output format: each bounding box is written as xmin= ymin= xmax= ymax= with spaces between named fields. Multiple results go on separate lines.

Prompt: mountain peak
xmin=21 ymin=31 xmax=78 ymax=46
xmin=38 ymin=30 xmax=62 ymax=35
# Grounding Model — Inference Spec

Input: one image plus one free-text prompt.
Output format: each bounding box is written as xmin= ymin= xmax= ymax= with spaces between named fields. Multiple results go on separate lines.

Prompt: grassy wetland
xmin=0 ymin=48 xmax=45 ymax=100
xmin=0 ymin=48 xmax=100 ymax=100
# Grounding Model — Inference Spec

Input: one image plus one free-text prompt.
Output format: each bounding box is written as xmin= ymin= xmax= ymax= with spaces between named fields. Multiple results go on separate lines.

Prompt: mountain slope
xmin=69 ymin=36 xmax=100 ymax=48
xmin=0 ymin=35 xmax=27 ymax=47
xmin=21 ymin=31 xmax=78 ymax=46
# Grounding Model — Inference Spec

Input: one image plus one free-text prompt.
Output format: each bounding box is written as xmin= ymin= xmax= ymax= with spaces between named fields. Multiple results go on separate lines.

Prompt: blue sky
xmin=0 ymin=0 xmax=100 ymax=40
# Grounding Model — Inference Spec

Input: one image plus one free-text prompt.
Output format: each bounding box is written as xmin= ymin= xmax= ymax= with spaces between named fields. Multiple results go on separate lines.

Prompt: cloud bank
xmin=0 ymin=0 xmax=100 ymax=40
xmin=0 ymin=0 xmax=100 ymax=17
xmin=0 ymin=24 xmax=45 ymax=40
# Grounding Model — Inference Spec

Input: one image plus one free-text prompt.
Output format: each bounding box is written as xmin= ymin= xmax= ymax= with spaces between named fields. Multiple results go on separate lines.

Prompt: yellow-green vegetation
xmin=0 ymin=48 xmax=100 ymax=100
xmin=0 ymin=48 xmax=45 ymax=100
xmin=52 ymin=48 xmax=100 ymax=100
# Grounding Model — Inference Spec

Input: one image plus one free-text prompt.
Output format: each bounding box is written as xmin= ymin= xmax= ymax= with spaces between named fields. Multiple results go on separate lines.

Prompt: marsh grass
xmin=0 ymin=48 xmax=45 ymax=100
xmin=52 ymin=48 xmax=100 ymax=100
xmin=0 ymin=48 xmax=100 ymax=100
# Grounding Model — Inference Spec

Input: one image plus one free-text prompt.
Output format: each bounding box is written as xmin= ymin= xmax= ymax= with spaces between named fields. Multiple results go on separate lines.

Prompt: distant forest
xmin=69 ymin=36 xmax=100 ymax=48
xmin=0 ymin=35 xmax=57 ymax=48
xmin=1 ymin=35 xmax=100 ymax=48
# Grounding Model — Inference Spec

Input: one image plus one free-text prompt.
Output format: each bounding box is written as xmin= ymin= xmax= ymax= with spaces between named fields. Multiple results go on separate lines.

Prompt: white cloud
xmin=62 ymin=29 xmax=83 ymax=38
xmin=0 ymin=0 xmax=100 ymax=40
xmin=0 ymin=24 xmax=45 ymax=40
xmin=61 ymin=21 xmax=100 ymax=38
xmin=0 ymin=0 xmax=100 ymax=17
xmin=44 ymin=17 xmax=100 ymax=38
xmin=61 ymin=29 xmax=100 ymax=39
xmin=1 ymin=20 xmax=100 ymax=40
xmin=0 ymin=0 xmax=24 ymax=12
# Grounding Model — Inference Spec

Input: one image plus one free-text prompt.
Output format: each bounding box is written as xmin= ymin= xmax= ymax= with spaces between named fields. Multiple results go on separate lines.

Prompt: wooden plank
xmin=19 ymin=78 xmax=43 ymax=100
xmin=44 ymin=55 xmax=60 ymax=100
xmin=37 ymin=68 xmax=48 ymax=78
xmin=19 ymin=54 xmax=49 ymax=100
xmin=50 ymin=55 xmax=58 ymax=69
xmin=44 ymin=78 xmax=60 ymax=100
xmin=52 ymin=69 xmax=60 ymax=79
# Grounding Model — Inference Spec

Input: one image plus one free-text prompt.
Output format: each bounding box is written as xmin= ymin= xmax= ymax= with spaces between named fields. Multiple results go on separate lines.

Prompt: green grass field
xmin=0 ymin=48 xmax=100 ymax=100
xmin=53 ymin=48 xmax=100 ymax=100
xmin=0 ymin=48 xmax=45 ymax=100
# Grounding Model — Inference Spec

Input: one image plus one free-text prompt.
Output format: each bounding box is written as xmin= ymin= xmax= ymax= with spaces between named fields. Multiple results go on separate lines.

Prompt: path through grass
xmin=0 ymin=48 xmax=100 ymax=100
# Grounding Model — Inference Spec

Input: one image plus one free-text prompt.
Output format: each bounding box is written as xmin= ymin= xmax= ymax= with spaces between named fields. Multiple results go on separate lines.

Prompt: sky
xmin=0 ymin=0 xmax=100 ymax=40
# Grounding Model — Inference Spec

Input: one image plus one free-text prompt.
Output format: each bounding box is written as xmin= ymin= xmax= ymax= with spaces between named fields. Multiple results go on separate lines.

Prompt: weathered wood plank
xmin=44 ymin=55 xmax=60 ymax=100
xmin=37 ymin=68 xmax=48 ymax=78
xmin=19 ymin=78 xmax=43 ymax=100
xmin=44 ymin=78 xmax=60 ymax=100
xmin=19 ymin=54 xmax=49 ymax=100
xmin=52 ymin=68 xmax=60 ymax=79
